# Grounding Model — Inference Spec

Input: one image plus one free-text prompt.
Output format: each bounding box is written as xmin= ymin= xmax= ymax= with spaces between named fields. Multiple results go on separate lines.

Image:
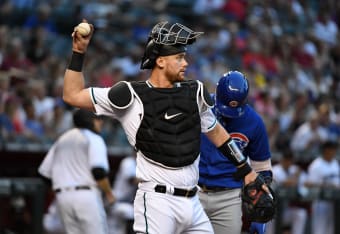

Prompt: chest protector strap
xmin=132 ymin=80 xmax=201 ymax=168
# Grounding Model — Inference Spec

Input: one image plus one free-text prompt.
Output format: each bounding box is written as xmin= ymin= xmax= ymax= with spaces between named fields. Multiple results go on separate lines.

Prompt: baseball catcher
xmin=64 ymin=19 xmax=273 ymax=234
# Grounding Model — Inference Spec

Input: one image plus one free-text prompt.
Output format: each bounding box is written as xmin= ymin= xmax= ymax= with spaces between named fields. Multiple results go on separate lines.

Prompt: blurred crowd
xmin=0 ymin=0 xmax=340 ymax=163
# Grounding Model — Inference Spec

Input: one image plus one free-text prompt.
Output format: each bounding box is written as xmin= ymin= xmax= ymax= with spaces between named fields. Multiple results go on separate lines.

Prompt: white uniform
xmin=307 ymin=156 xmax=340 ymax=234
xmin=91 ymin=81 xmax=216 ymax=234
xmin=108 ymin=155 xmax=137 ymax=234
xmin=266 ymin=163 xmax=308 ymax=234
xmin=39 ymin=128 xmax=109 ymax=234
xmin=43 ymin=199 xmax=66 ymax=234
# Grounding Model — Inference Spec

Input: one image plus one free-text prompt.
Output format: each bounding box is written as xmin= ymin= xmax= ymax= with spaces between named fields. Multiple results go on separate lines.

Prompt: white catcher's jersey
xmin=90 ymin=82 xmax=217 ymax=187
xmin=39 ymin=128 xmax=109 ymax=189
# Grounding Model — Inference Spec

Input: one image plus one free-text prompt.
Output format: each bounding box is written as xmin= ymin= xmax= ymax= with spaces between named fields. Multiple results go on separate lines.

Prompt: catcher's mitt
xmin=241 ymin=175 xmax=276 ymax=223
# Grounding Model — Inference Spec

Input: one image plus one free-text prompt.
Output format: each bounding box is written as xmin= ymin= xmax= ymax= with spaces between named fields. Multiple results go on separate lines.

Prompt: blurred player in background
xmin=38 ymin=109 xmax=115 ymax=234
xmin=43 ymin=199 xmax=66 ymax=234
xmin=198 ymin=71 xmax=273 ymax=234
xmin=305 ymin=140 xmax=340 ymax=234
xmin=266 ymin=149 xmax=308 ymax=234
xmin=107 ymin=153 xmax=138 ymax=234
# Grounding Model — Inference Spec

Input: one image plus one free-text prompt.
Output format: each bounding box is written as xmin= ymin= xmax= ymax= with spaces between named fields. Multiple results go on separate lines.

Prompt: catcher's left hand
xmin=242 ymin=175 xmax=276 ymax=223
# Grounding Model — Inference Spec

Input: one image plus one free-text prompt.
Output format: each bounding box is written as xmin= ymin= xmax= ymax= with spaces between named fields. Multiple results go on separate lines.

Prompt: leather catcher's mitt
xmin=241 ymin=175 xmax=276 ymax=223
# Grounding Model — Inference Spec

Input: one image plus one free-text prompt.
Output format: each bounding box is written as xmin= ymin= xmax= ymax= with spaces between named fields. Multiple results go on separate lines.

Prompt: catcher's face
xmin=161 ymin=52 xmax=188 ymax=83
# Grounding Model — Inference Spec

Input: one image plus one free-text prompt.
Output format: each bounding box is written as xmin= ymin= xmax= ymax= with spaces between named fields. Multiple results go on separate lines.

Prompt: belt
xmin=154 ymin=185 xmax=198 ymax=198
xmin=198 ymin=183 xmax=231 ymax=193
xmin=55 ymin=185 xmax=91 ymax=193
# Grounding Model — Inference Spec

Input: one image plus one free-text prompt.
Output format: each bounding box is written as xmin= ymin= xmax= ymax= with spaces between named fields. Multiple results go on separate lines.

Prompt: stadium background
xmin=0 ymin=0 xmax=340 ymax=233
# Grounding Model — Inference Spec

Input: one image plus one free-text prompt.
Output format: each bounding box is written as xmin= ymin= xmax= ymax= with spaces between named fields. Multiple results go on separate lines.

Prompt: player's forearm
xmin=63 ymin=50 xmax=86 ymax=102
xmin=205 ymin=122 xmax=230 ymax=146
xmin=63 ymin=21 xmax=94 ymax=109
xmin=97 ymin=177 xmax=116 ymax=205
xmin=206 ymin=123 xmax=247 ymax=167
xmin=249 ymin=159 xmax=272 ymax=173
xmin=206 ymin=123 xmax=254 ymax=181
xmin=92 ymin=167 xmax=111 ymax=192
xmin=96 ymin=177 xmax=112 ymax=194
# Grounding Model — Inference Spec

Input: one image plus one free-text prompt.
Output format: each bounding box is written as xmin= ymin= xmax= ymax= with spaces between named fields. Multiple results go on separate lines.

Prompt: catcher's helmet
xmin=215 ymin=71 xmax=249 ymax=118
xmin=140 ymin=21 xmax=203 ymax=69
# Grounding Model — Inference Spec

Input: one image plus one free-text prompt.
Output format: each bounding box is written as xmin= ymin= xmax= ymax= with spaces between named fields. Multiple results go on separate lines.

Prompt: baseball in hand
xmin=76 ymin=22 xmax=91 ymax=36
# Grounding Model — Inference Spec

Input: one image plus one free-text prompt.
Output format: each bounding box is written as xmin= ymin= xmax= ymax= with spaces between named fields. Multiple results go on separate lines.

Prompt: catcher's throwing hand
xmin=71 ymin=19 xmax=94 ymax=54
xmin=242 ymin=175 xmax=276 ymax=223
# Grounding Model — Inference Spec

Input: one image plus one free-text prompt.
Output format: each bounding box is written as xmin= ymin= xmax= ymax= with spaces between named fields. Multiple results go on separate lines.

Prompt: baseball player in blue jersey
xmin=198 ymin=71 xmax=273 ymax=234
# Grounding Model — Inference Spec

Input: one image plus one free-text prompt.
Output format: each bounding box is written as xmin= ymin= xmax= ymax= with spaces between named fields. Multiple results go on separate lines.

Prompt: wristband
xmin=218 ymin=137 xmax=247 ymax=165
xmin=233 ymin=163 xmax=252 ymax=180
xmin=68 ymin=51 xmax=85 ymax=72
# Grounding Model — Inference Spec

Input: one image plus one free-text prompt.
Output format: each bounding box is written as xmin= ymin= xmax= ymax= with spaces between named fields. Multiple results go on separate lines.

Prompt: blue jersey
xmin=199 ymin=104 xmax=271 ymax=188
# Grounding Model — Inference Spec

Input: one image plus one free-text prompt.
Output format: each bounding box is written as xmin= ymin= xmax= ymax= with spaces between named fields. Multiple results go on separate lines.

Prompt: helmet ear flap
xmin=149 ymin=42 xmax=160 ymax=62
xmin=140 ymin=41 xmax=161 ymax=69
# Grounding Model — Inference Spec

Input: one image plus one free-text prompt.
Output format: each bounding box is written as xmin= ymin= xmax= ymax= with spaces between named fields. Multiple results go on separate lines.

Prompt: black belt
xmin=198 ymin=183 xmax=231 ymax=193
xmin=154 ymin=185 xmax=198 ymax=198
xmin=55 ymin=185 xmax=91 ymax=193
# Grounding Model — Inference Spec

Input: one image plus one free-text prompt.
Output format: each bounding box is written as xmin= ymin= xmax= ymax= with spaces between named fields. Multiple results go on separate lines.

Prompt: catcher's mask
xmin=215 ymin=71 xmax=249 ymax=118
xmin=140 ymin=21 xmax=203 ymax=69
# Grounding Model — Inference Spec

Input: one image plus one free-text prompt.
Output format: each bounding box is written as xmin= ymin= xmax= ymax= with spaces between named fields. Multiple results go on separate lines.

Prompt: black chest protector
xmin=131 ymin=81 xmax=201 ymax=168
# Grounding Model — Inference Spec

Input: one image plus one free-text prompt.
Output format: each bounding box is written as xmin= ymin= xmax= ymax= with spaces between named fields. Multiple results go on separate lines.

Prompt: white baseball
xmin=76 ymin=22 xmax=91 ymax=36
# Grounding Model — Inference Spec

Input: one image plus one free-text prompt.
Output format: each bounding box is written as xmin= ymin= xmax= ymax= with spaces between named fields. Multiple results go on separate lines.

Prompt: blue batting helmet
xmin=215 ymin=71 xmax=249 ymax=118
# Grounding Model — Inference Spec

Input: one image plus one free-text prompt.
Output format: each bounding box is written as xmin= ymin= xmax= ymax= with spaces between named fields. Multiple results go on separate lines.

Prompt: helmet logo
xmin=229 ymin=101 xmax=239 ymax=107
xmin=228 ymin=85 xmax=239 ymax=91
